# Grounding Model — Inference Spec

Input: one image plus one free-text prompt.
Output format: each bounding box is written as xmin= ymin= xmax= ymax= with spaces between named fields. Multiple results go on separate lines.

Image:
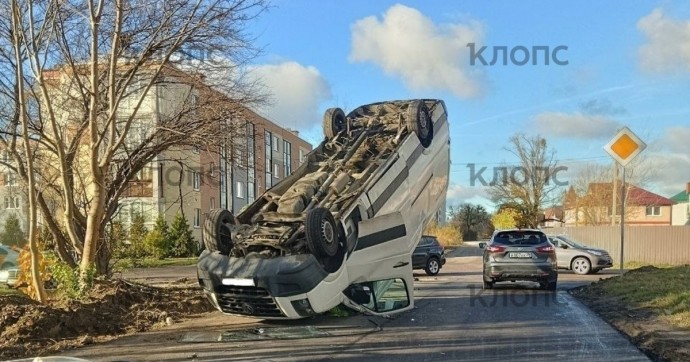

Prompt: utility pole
xmin=611 ymin=162 xmax=618 ymax=225
xmin=620 ymin=167 xmax=626 ymax=275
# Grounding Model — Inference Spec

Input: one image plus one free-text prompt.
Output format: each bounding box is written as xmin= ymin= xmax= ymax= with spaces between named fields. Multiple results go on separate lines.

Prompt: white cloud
xmin=446 ymin=183 xmax=492 ymax=209
xmin=644 ymin=152 xmax=690 ymax=197
xmin=532 ymin=112 xmax=621 ymax=139
xmin=349 ymin=4 xmax=485 ymax=98
xmin=664 ymin=126 xmax=690 ymax=154
xmin=250 ymin=62 xmax=332 ymax=129
xmin=637 ymin=8 xmax=690 ymax=73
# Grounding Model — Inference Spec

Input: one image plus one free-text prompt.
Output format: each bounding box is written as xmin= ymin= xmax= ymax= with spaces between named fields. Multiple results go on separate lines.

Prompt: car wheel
xmin=323 ymin=108 xmax=346 ymax=139
xmin=425 ymin=257 xmax=441 ymax=276
xmin=203 ymin=209 xmax=235 ymax=255
xmin=483 ymin=280 xmax=494 ymax=289
xmin=571 ymin=257 xmax=591 ymax=275
xmin=406 ymin=101 xmax=433 ymax=148
xmin=305 ymin=207 xmax=340 ymax=258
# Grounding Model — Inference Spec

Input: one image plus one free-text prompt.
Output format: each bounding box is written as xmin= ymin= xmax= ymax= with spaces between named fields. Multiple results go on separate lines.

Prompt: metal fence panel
xmin=546 ymin=226 xmax=690 ymax=265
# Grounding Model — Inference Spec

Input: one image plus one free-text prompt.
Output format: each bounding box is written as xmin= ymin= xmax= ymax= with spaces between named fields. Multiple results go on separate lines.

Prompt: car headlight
xmin=587 ymin=250 xmax=602 ymax=256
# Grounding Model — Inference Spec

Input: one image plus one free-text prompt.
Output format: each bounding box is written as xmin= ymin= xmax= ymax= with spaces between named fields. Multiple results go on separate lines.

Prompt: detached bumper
xmin=197 ymin=250 xmax=328 ymax=319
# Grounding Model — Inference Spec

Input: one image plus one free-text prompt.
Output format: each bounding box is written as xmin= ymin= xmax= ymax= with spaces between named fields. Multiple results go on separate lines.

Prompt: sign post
xmin=603 ymin=127 xmax=646 ymax=275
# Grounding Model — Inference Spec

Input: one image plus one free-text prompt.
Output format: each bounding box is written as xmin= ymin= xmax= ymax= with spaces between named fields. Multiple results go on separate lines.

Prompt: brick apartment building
xmin=115 ymin=77 xmax=312 ymax=241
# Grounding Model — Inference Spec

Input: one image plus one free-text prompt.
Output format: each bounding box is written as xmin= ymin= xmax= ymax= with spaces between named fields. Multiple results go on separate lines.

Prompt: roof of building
xmin=670 ymin=190 xmax=689 ymax=203
xmin=566 ymin=182 xmax=676 ymax=208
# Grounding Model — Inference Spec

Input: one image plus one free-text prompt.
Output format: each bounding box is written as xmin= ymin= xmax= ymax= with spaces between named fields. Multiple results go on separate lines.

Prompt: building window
xmin=265 ymin=174 xmax=272 ymax=189
xmin=234 ymin=148 xmax=244 ymax=168
xmin=236 ymin=181 xmax=245 ymax=198
xmin=299 ymin=149 xmax=306 ymax=164
xmin=273 ymin=136 xmax=279 ymax=152
xmin=5 ymin=172 xmax=16 ymax=186
xmin=274 ymin=163 xmax=280 ymax=178
xmin=210 ymin=197 xmax=215 ymax=210
xmin=283 ymin=140 xmax=292 ymax=176
xmin=645 ymin=206 xmax=661 ymax=216
xmin=265 ymin=131 xmax=272 ymax=150
xmin=193 ymin=171 xmax=201 ymax=190
xmin=194 ymin=208 xmax=201 ymax=228
xmin=192 ymin=145 xmax=200 ymax=154
xmin=4 ymin=197 xmax=19 ymax=209
xmin=247 ymin=182 xmax=255 ymax=202
xmin=209 ymin=162 xmax=216 ymax=177
xmin=133 ymin=165 xmax=152 ymax=181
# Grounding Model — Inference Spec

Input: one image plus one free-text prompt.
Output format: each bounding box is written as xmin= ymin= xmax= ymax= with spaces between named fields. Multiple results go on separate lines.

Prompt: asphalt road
xmin=60 ymin=242 xmax=649 ymax=362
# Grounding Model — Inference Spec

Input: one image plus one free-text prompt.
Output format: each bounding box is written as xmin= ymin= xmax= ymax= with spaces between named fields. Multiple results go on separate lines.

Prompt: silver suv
xmin=547 ymin=235 xmax=613 ymax=275
xmin=479 ymin=229 xmax=558 ymax=290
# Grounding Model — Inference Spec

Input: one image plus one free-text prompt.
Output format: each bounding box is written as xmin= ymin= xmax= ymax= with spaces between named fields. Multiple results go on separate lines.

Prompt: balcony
xmin=122 ymin=180 xmax=153 ymax=198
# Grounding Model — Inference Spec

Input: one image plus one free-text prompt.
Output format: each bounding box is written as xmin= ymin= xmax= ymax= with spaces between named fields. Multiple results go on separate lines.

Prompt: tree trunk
xmin=11 ymin=0 xmax=46 ymax=303
xmin=80 ymin=180 xmax=106 ymax=283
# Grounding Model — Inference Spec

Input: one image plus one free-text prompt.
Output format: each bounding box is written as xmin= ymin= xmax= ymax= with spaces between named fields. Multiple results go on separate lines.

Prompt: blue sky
xmin=246 ymin=1 xmax=690 ymax=210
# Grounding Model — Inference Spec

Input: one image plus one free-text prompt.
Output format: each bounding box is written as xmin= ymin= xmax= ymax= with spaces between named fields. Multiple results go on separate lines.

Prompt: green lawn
xmin=0 ymin=285 xmax=24 ymax=297
xmin=610 ymin=260 xmax=676 ymax=270
xmin=589 ymin=265 xmax=690 ymax=329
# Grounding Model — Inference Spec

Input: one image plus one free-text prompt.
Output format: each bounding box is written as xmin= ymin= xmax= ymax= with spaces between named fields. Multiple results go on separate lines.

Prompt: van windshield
xmin=493 ymin=231 xmax=547 ymax=246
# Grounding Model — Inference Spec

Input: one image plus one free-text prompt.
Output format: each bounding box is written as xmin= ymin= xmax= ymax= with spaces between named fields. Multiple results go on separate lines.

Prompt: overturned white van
xmin=197 ymin=99 xmax=450 ymax=319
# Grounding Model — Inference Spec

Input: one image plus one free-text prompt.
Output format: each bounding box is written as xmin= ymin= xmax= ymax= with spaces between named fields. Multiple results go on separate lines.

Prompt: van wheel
xmin=323 ymin=108 xmax=346 ymax=139
xmin=306 ymin=207 xmax=340 ymax=257
xmin=407 ymin=101 xmax=433 ymax=148
xmin=203 ymin=209 xmax=235 ymax=255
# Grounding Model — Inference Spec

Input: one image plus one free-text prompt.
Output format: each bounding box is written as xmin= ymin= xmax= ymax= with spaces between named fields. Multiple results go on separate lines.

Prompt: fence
xmin=546 ymin=226 xmax=690 ymax=265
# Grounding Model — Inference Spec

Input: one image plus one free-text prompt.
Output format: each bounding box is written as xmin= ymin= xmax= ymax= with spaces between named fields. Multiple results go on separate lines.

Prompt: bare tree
xmin=0 ymin=0 xmax=267 ymax=287
xmin=487 ymin=134 xmax=562 ymax=228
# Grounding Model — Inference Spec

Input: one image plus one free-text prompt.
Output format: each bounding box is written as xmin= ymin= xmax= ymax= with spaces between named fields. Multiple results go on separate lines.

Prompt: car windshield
xmin=493 ymin=231 xmax=547 ymax=246
xmin=558 ymin=235 xmax=588 ymax=249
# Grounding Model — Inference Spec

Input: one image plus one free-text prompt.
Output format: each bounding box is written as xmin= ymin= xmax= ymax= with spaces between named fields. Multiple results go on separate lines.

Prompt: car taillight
xmin=537 ymin=245 xmax=555 ymax=253
xmin=486 ymin=245 xmax=506 ymax=253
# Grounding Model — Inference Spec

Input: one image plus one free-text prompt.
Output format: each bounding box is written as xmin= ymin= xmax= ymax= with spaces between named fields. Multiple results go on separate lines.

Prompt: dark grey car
xmin=412 ymin=235 xmax=446 ymax=276
xmin=479 ymin=229 xmax=558 ymax=290
xmin=547 ymin=235 xmax=613 ymax=275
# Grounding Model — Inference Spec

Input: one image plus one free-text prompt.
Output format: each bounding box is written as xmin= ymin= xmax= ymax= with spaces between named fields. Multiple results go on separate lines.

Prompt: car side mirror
xmin=478 ymin=242 xmax=486 ymax=249
xmin=561 ymin=244 xmax=568 ymax=249
xmin=344 ymin=278 xmax=410 ymax=313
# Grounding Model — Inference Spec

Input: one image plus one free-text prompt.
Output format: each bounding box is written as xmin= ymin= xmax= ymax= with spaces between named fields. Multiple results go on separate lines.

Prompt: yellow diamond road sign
xmin=604 ymin=126 xmax=646 ymax=167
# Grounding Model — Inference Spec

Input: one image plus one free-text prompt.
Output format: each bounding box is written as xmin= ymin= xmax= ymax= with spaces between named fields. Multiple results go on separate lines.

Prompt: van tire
xmin=407 ymin=101 xmax=433 ymax=148
xmin=323 ymin=108 xmax=346 ymax=139
xmin=306 ymin=207 xmax=340 ymax=257
xmin=203 ymin=209 xmax=235 ymax=255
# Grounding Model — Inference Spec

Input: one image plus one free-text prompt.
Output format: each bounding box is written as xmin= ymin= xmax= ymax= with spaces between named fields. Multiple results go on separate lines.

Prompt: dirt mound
xmin=0 ymin=279 xmax=214 ymax=359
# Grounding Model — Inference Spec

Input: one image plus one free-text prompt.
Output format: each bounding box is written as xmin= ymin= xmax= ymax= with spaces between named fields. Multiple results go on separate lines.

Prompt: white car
xmin=197 ymin=99 xmax=450 ymax=319
xmin=0 ymin=267 xmax=19 ymax=287
xmin=0 ymin=244 xmax=19 ymax=270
